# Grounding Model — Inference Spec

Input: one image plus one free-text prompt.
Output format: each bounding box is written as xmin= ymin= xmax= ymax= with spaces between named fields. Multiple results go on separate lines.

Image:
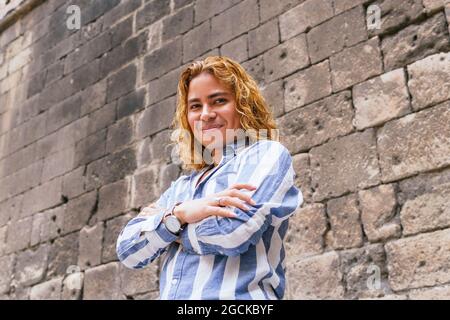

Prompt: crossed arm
xmin=116 ymin=141 xmax=303 ymax=269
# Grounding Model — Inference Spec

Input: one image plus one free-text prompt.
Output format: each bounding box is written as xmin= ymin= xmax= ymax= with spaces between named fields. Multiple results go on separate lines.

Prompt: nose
xmin=199 ymin=103 xmax=216 ymax=121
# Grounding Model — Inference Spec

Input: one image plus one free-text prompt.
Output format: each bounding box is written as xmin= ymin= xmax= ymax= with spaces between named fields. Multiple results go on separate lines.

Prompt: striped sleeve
xmin=180 ymin=140 xmax=303 ymax=256
xmin=116 ymin=182 xmax=178 ymax=269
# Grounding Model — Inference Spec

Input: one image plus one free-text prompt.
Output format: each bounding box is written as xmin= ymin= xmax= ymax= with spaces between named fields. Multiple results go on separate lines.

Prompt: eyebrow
xmin=188 ymin=92 xmax=229 ymax=104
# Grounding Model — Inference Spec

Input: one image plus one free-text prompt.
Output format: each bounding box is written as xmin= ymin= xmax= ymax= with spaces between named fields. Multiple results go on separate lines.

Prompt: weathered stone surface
xmin=20 ymin=176 xmax=63 ymax=218
xmin=340 ymin=244 xmax=390 ymax=299
xmin=182 ymin=20 xmax=211 ymax=63
xmin=330 ymin=37 xmax=383 ymax=91
xmin=136 ymin=96 xmax=177 ymax=139
xmin=143 ymin=38 xmax=182 ymax=82
xmin=368 ymin=0 xmax=425 ymax=36
xmin=131 ymin=167 xmax=158 ymax=209
xmin=307 ymin=6 xmax=367 ymax=63
xmin=15 ymin=245 xmax=49 ymax=287
xmin=292 ymin=153 xmax=312 ymax=203
xmin=5 ymin=216 xmax=32 ymax=254
xmin=47 ymin=233 xmax=79 ymax=278
xmin=62 ymin=191 xmax=97 ymax=234
xmin=0 ymin=194 xmax=22 ymax=225
xmin=210 ymin=0 xmax=259 ymax=48
xmin=78 ymin=223 xmax=104 ymax=270
xmin=103 ymin=213 xmax=135 ymax=263
xmin=159 ymin=164 xmax=181 ymax=194
xmin=333 ymin=0 xmax=371 ymax=14
xmin=248 ymin=19 xmax=279 ymax=58
xmin=136 ymin=0 xmax=170 ymax=31
xmin=117 ymin=88 xmax=146 ymax=120
xmin=31 ymin=205 xmax=65 ymax=246
xmin=397 ymin=168 xmax=450 ymax=205
xmin=381 ymin=13 xmax=450 ymax=71
xmin=86 ymin=102 xmax=116 ymax=136
xmin=106 ymin=117 xmax=134 ymax=153
xmin=326 ymin=194 xmax=364 ymax=250
xmin=137 ymin=137 xmax=152 ymax=169
xmin=260 ymin=80 xmax=284 ymax=118
xmin=241 ymin=56 xmax=265 ymax=84
xmin=400 ymin=184 xmax=450 ymax=236
xmin=161 ymin=5 xmax=194 ymax=41
xmin=285 ymin=204 xmax=327 ymax=262
xmin=97 ymin=179 xmax=129 ymax=221
xmin=352 ymin=69 xmax=411 ymax=129
xmin=80 ymin=79 xmax=106 ymax=116
xmin=133 ymin=291 xmax=160 ymax=300
xmin=284 ymin=60 xmax=332 ymax=112
xmin=46 ymin=93 xmax=81 ymax=134
xmin=61 ymin=271 xmax=84 ymax=300
xmin=74 ymin=129 xmax=107 ymax=167
xmin=62 ymin=167 xmax=86 ymax=199
xmin=279 ymin=0 xmax=333 ymax=41
xmin=85 ymin=147 xmax=137 ymax=190
xmin=359 ymin=184 xmax=401 ymax=242
xmin=409 ymin=284 xmax=450 ymax=300
xmin=287 ymin=251 xmax=344 ymax=299
xmin=29 ymin=277 xmax=63 ymax=300
xmin=407 ymin=52 xmax=450 ymax=110
xmin=310 ymin=130 xmax=380 ymax=201
xmin=385 ymin=229 xmax=450 ymax=291
xmin=194 ymin=0 xmax=240 ymax=24
xmin=0 ymin=226 xmax=6 ymax=256
xmin=219 ymin=35 xmax=248 ymax=63
xmin=107 ymin=64 xmax=137 ymax=103
xmin=447 ymin=2 xmax=450 ymax=35
xmin=120 ymin=263 xmax=159 ymax=296
xmin=278 ymin=91 xmax=354 ymax=154
xmin=259 ymin=0 xmax=303 ymax=22
xmin=263 ymin=33 xmax=309 ymax=82
xmin=84 ymin=262 xmax=124 ymax=300
xmin=0 ymin=255 xmax=15 ymax=294
xmin=41 ymin=147 xmax=76 ymax=181
xmin=377 ymin=102 xmax=450 ymax=182
xmin=0 ymin=160 xmax=43 ymax=203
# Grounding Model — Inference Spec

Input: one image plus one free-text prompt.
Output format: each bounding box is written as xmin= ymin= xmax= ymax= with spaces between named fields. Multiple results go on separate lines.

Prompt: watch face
xmin=166 ymin=215 xmax=181 ymax=233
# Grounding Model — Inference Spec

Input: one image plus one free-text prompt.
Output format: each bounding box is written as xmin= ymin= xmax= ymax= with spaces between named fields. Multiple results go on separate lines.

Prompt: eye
xmin=189 ymin=104 xmax=200 ymax=110
xmin=214 ymin=98 xmax=226 ymax=104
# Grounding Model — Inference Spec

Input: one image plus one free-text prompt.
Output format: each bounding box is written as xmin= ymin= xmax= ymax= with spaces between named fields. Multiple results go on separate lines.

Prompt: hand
xmin=137 ymin=202 xmax=160 ymax=217
xmin=173 ymin=183 xmax=257 ymax=225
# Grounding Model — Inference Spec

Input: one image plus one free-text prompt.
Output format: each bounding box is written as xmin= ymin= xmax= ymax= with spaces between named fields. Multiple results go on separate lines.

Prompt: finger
xmin=204 ymin=206 xmax=236 ymax=218
xmin=213 ymin=207 xmax=238 ymax=218
xmin=230 ymin=183 xmax=257 ymax=190
xmin=220 ymin=196 xmax=250 ymax=212
xmin=226 ymin=189 xmax=257 ymax=206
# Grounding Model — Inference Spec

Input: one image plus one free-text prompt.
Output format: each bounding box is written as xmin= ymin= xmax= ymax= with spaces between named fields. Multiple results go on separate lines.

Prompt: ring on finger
xmin=214 ymin=197 xmax=225 ymax=207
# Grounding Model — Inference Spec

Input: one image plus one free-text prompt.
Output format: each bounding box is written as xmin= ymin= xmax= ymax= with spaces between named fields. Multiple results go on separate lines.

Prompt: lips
xmin=201 ymin=124 xmax=223 ymax=131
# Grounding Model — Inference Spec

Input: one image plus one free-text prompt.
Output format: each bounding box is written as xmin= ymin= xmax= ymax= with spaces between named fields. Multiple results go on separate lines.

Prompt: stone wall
xmin=0 ymin=0 xmax=449 ymax=300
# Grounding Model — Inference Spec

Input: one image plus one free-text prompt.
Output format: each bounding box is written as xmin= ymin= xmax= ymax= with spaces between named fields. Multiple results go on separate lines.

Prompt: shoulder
xmin=244 ymin=139 xmax=291 ymax=159
xmin=238 ymin=140 xmax=292 ymax=169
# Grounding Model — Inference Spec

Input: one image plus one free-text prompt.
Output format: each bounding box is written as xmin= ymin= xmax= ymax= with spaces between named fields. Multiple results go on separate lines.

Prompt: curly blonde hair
xmin=171 ymin=56 xmax=278 ymax=171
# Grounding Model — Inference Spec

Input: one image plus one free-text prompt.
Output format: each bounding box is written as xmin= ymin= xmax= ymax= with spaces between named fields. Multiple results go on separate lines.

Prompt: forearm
xmin=116 ymin=208 xmax=178 ymax=269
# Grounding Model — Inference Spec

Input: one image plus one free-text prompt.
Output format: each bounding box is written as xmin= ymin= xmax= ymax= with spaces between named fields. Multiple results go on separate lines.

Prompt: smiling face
xmin=187 ymin=72 xmax=242 ymax=149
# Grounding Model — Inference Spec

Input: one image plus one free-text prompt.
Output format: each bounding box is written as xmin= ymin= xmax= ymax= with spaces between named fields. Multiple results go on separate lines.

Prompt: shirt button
xmin=171 ymin=278 xmax=178 ymax=285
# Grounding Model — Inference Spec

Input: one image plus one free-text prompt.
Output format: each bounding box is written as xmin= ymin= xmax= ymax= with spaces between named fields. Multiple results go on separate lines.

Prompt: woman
xmin=116 ymin=56 xmax=303 ymax=300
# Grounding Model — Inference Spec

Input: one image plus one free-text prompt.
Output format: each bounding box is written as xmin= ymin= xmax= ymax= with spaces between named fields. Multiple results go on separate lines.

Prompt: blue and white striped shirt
xmin=116 ymin=139 xmax=303 ymax=299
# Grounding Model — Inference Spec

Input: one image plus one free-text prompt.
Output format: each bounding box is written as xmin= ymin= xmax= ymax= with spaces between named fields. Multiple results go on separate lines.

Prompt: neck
xmin=211 ymin=148 xmax=222 ymax=166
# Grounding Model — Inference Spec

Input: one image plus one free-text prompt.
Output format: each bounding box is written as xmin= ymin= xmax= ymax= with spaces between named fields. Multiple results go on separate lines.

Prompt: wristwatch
xmin=163 ymin=202 xmax=183 ymax=235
